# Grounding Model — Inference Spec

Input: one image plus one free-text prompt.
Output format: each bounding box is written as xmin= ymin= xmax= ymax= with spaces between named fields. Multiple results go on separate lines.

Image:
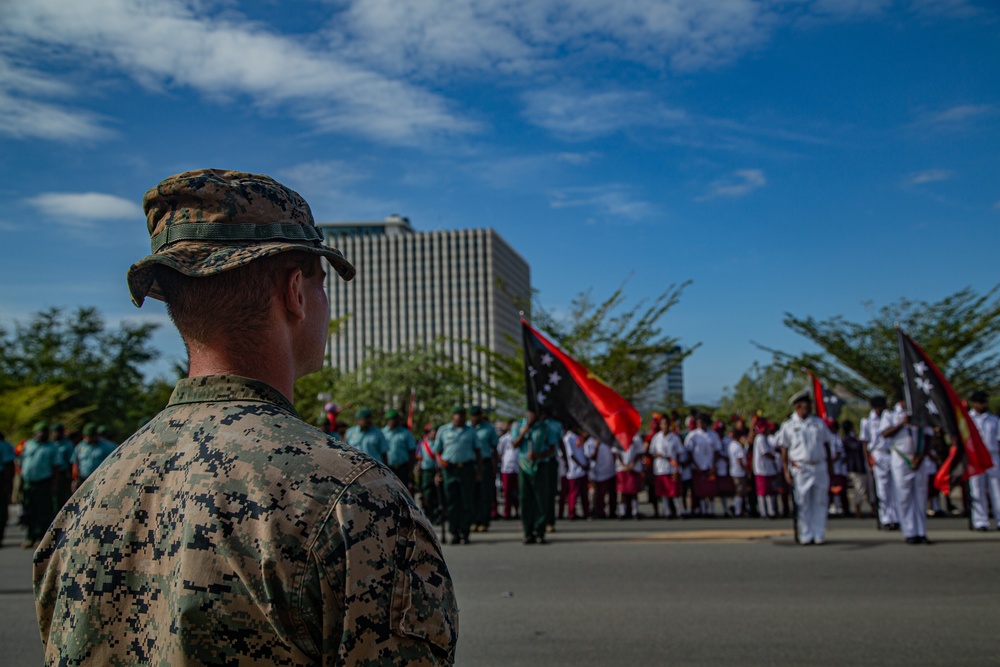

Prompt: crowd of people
xmin=0 ymin=422 xmax=119 ymax=548
xmin=323 ymin=387 xmax=1000 ymax=547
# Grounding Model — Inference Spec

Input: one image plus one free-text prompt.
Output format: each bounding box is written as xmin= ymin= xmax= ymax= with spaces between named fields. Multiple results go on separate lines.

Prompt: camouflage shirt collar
xmin=168 ymin=375 xmax=299 ymax=417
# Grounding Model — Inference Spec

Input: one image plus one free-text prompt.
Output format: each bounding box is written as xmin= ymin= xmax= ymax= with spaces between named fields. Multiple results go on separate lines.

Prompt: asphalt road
xmin=3 ymin=514 xmax=998 ymax=665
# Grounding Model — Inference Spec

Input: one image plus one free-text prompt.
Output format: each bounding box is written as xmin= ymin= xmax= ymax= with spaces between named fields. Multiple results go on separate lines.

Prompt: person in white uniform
xmin=752 ymin=420 xmax=779 ymax=518
xmin=968 ymin=391 xmax=1000 ymax=531
xmin=774 ymin=390 xmax=833 ymax=545
xmin=728 ymin=433 xmax=749 ymax=517
xmin=881 ymin=395 xmax=931 ymax=544
xmin=860 ymin=395 xmax=899 ymax=530
xmin=649 ymin=418 xmax=685 ymax=518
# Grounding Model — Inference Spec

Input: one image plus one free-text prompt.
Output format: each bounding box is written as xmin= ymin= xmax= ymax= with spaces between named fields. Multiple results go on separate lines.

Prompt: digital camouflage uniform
xmin=34 ymin=375 xmax=458 ymax=665
xmin=33 ymin=169 xmax=458 ymax=665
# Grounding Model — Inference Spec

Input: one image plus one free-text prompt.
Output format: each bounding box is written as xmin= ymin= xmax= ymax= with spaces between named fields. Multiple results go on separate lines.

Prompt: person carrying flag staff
xmin=968 ymin=391 xmax=1000 ymax=531
xmin=775 ymin=390 xmax=834 ymax=545
xmin=511 ymin=408 xmax=558 ymax=544
xmin=881 ymin=393 xmax=931 ymax=544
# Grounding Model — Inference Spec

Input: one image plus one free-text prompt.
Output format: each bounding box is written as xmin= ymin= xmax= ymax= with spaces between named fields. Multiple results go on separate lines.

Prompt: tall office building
xmin=634 ymin=346 xmax=685 ymax=415
xmin=320 ymin=216 xmax=531 ymax=407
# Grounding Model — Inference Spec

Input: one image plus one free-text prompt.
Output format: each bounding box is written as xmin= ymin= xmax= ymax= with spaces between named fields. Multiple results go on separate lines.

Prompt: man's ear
xmin=281 ymin=266 xmax=306 ymax=321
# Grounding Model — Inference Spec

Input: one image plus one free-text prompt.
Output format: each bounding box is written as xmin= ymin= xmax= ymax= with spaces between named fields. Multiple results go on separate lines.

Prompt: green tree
xmin=760 ymin=286 xmax=1000 ymax=400
xmin=0 ymin=307 xmax=166 ymax=439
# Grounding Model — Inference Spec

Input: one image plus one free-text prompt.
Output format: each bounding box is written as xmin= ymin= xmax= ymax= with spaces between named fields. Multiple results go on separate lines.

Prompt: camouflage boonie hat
xmin=127 ymin=169 xmax=355 ymax=307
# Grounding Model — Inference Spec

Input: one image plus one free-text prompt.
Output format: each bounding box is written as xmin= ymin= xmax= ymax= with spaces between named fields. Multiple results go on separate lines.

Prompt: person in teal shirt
xmin=19 ymin=422 xmax=64 ymax=548
xmin=382 ymin=409 xmax=417 ymax=490
xmin=544 ymin=417 xmax=565 ymax=532
xmin=344 ymin=408 xmax=389 ymax=465
xmin=416 ymin=426 xmax=442 ymax=524
xmin=73 ymin=423 xmax=118 ymax=487
xmin=51 ymin=423 xmax=75 ymax=508
xmin=434 ymin=406 xmax=481 ymax=545
xmin=0 ymin=430 xmax=15 ymax=546
xmin=469 ymin=406 xmax=499 ymax=532
xmin=512 ymin=408 xmax=557 ymax=544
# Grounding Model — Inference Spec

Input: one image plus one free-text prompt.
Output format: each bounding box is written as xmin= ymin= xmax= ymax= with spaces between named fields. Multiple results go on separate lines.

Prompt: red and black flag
xmin=896 ymin=327 xmax=993 ymax=493
xmin=522 ymin=318 xmax=641 ymax=448
xmin=804 ymin=368 xmax=844 ymax=422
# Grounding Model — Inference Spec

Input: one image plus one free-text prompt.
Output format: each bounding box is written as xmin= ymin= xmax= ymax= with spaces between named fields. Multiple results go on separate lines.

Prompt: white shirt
xmin=774 ymin=413 xmax=831 ymax=465
xmin=563 ymin=432 xmax=590 ymax=480
xmin=649 ymin=431 xmax=683 ymax=476
xmin=861 ymin=409 xmax=889 ymax=456
xmin=615 ymin=436 xmax=644 ymax=473
xmin=752 ymin=433 xmax=778 ymax=476
xmin=728 ymin=439 xmax=748 ymax=478
xmin=880 ymin=403 xmax=916 ymax=458
xmin=496 ymin=434 xmax=519 ymax=474
xmin=587 ymin=439 xmax=616 ymax=482
xmin=714 ymin=433 xmax=729 ymax=476
xmin=685 ymin=429 xmax=716 ymax=471
xmin=830 ymin=434 xmax=847 ymax=476
xmin=971 ymin=410 xmax=1000 ymax=456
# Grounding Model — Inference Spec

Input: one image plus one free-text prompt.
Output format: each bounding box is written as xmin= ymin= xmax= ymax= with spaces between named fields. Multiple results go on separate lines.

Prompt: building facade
xmin=320 ymin=216 xmax=531 ymax=407
xmin=634 ymin=345 xmax=685 ymax=415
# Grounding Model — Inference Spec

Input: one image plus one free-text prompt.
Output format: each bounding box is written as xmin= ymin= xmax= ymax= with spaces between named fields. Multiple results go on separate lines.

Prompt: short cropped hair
xmin=156 ymin=251 xmax=321 ymax=355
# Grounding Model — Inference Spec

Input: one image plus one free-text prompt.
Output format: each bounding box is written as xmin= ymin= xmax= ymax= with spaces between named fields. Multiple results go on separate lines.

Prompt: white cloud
xmin=523 ymin=88 xmax=689 ymax=140
xmin=0 ymin=59 xmax=113 ymax=140
xmin=904 ymin=169 xmax=953 ymax=186
xmin=1 ymin=0 xmax=476 ymax=144
xmin=549 ymin=184 xmax=652 ymax=219
xmin=556 ymin=152 xmax=601 ymax=165
xmin=911 ymin=104 xmax=996 ymax=132
xmin=698 ymin=169 xmax=766 ymax=200
xmin=26 ymin=192 xmax=144 ymax=228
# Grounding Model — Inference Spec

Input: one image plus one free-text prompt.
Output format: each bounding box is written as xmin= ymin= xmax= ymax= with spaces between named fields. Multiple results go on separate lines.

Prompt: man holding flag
xmin=881 ymin=393 xmax=930 ymax=544
xmin=968 ymin=391 xmax=1000 ymax=531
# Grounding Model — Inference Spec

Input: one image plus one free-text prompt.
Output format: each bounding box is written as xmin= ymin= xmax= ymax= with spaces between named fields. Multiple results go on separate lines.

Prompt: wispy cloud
xmin=549 ymin=185 xmax=652 ymax=220
xmin=1 ymin=0 xmax=477 ymax=144
xmin=523 ymin=89 xmax=689 ymax=140
xmin=0 ymin=60 xmax=113 ymax=141
xmin=910 ymin=104 xmax=996 ymax=132
xmin=698 ymin=169 xmax=766 ymax=200
xmin=25 ymin=192 xmax=143 ymax=228
xmin=903 ymin=169 xmax=954 ymax=186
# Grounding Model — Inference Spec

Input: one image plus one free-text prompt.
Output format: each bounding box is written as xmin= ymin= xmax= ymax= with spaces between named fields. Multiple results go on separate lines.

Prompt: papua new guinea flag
xmin=804 ymin=369 xmax=844 ymax=422
xmin=896 ymin=327 xmax=993 ymax=493
xmin=522 ymin=318 xmax=641 ymax=448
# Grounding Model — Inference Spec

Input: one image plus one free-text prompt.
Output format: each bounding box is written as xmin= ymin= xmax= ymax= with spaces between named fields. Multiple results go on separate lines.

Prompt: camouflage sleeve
xmin=307 ymin=464 xmax=458 ymax=665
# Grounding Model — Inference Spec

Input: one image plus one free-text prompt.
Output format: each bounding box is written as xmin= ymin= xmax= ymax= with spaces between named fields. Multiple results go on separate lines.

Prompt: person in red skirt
xmin=587 ymin=438 xmax=617 ymax=518
xmin=649 ymin=417 xmax=684 ymax=518
xmin=563 ymin=427 xmax=592 ymax=519
xmin=713 ymin=420 xmax=735 ymax=516
xmin=685 ymin=414 xmax=718 ymax=517
xmin=614 ymin=434 xmax=644 ymax=519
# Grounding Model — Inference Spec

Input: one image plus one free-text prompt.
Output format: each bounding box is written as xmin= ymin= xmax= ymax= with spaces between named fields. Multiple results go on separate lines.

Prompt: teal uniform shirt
xmin=54 ymin=438 xmax=75 ymax=469
xmin=433 ymin=424 xmax=478 ymax=464
xmin=344 ymin=425 xmax=389 ymax=461
xmin=21 ymin=439 xmax=63 ymax=483
xmin=73 ymin=440 xmax=118 ymax=479
xmin=417 ymin=439 xmax=439 ymax=470
xmin=543 ymin=419 xmax=562 ymax=460
xmin=383 ymin=426 xmax=417 ymax=468
xmin=471 ymin=422 xmax=499 ymax=460
xmin=512 ymin=419 xmax=552 ymax=476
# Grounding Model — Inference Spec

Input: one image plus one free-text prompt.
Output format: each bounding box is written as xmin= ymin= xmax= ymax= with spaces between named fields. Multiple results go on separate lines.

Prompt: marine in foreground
xmin=33 ymin=169 xmax=458 ymax=665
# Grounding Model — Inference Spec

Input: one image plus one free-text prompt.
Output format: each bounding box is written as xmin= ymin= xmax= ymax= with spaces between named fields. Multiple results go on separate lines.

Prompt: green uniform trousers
xmin=442 ymin=463 xmax=476 ymax=539
xmin=520 ymin=460 xmax=553 ymax=539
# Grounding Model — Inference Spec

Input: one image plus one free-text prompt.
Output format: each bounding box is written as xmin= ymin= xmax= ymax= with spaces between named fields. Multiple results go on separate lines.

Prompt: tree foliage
xmin=527 ymin=279 xmax=698 ymax=405
xmin=759 ymin=286 xmax=1000 ymax=401
xmin=0 ymin=307 xmax=168 ymax=440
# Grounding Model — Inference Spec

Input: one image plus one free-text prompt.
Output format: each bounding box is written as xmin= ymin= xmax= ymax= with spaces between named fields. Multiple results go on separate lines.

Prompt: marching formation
xmin=320 ymin=387 xmax=1000 ymax=548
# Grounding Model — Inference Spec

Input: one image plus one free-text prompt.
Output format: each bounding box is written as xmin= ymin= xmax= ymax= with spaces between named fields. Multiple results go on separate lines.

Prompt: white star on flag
xmin=544 ymin=384 xmax=551 ymax=392
xmin=537 ymin=391 xmax=547 ymax=405
xmin=528 ymin=366 xmax=537 ymax=378
xmin=916 ymin=378 xmax=933 ymax=394
xmin=913 ymin=361 xmax=928 ymax=376
xmin=541 ymin=353 xmax=554 ymax=366
xmin=927 ymin=401 xmax=939 ymax=415
xmin=548 ymin=371 xmax=562 ymax=385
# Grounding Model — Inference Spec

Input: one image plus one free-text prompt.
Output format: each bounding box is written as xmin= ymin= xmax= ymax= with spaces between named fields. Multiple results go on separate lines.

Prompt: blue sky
xmin=1 ymin=0 xmax=997 ymax=404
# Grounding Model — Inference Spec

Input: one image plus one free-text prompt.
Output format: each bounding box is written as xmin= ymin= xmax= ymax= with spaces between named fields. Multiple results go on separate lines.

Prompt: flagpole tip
xmin=893 ymin=321 xmax=900 ymax=329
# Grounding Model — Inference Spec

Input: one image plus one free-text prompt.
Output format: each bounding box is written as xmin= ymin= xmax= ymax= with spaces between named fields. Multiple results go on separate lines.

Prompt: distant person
xmin=968 ymin=391 xmax=1000 ymax=531
xmin=50 ymin=423 xmax=74 ymax=508
xmin=587 ymin=437 xmax=617 ymax=519
xmin=495 ymin=421 xmax=520 ymax=520
xmin=649 ymin=418 xmax=685 ymax=518
xmin=345 ymin=407 xmax=389 ymax=465
xmin=881 ymin=393 xmax=931 ymax=544
xmin=563 ymin=427 xmax=592 ymax=520
xmin=728 ymin=430 xmax=750 ymax=517
xmin=775 ymin=391 xmax=833 ymax=545
xmin=20 ymin=422 xmax=64 ymax=548
xmin=0 ymin=430 xmax=15 ymax=546
xmin=383 ymin=408 xmax=417 ymax=490
xmin=34 ymin=169 xmax=457 ymax=664
xmin=685 ymin=414 xmax=717 ymax=517
xmin=416 ymin=425 xmax=442 ymax=524
xmin=614 ymin=434 xmax=644 ymax=519
xmin=841 ymin=420 xmax=875 ymax=518
xmin=434 ymin=405 xmax=481 ymax=544
xmin=72 ymin=423 xmax=117 ymax=488
xmin=511 ymin=408 xmax=557 ymax=543
xmin=861 ymin=395 xmax=898 ymax=530
xmin=469 ymin=405 xmax=499 ymax=532
xmin=752 ymin=418 xmax=779 ymax=518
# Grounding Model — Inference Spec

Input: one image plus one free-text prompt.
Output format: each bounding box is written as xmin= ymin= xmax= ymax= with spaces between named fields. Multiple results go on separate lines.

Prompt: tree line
xmin=3 ymin=284 xmax=997 ymax=442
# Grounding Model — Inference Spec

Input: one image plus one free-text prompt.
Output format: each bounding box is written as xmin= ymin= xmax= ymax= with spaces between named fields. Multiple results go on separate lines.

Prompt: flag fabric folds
xmin=896 ymin=327 xmax=993 ymax=493
xmin=521 ymin=318 xmax=641 ymax=448
xmin=804 ymin=369 xmax=843 ymax=422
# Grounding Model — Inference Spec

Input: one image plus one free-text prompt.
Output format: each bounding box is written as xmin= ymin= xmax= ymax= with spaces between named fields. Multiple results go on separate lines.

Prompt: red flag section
xmin=895 ymin=328 xmax=993 ymax=493
xmin=522 ymin=318 xmax=641 ymax=448
xmin=805 ymin=369 xmax=828 ymax=421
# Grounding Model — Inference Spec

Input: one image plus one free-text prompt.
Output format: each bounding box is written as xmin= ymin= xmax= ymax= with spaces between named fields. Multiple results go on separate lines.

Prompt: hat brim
xmin=127 ymin=240 xmax=355 ymax=307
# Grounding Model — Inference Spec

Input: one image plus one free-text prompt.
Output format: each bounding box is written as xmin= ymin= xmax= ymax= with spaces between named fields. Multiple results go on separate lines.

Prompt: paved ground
xmin=4 ymin=513 xmax=999 ymax=665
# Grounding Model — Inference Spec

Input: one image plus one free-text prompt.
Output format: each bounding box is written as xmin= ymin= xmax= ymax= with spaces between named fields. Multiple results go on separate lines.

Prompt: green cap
xmin=451 ymin=405 xmax=466 ymax=415
xmin=469 ymin=405 xmax=483 ymax=416
xmin=385 ymin=409 xmax=400 ymax=419
xmin=127 ymin=169 xmax=356 ymax=307
xmin=82 ymin=423 xmax=98 ymax=436
xmin=355 ymin=408 xmax=373 ymax=419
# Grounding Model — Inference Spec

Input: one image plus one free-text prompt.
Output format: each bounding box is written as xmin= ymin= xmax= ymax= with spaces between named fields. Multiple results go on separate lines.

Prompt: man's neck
xmin=188 ymin=346 xmax=296 ymax=402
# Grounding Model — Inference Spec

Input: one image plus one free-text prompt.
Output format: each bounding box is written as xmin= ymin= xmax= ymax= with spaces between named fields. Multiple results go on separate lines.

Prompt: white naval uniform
xmin=774 ymin=413 xmax=832 ymax=544
xmin=969 ymin=410 xmax=1000 ymax=529
xmin=880 ymin=404 xmax=927 ymax=540
xmin=862 ymin=409 xmax=899 ymax=526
